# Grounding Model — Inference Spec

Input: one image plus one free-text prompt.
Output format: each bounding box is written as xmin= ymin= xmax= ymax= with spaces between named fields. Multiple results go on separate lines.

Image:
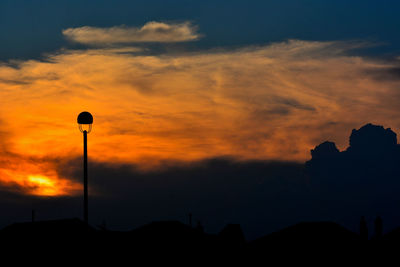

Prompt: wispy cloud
xmin=0 ymin=39 xmax=400 ymax=194
xmin=62 ymin=21 xmax=201 ymax=45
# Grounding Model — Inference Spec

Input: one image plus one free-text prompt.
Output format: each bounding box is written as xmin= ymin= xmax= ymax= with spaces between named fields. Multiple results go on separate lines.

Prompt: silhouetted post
xmin=374 ymin=216 xmax=383 ymax=240
xmin=360 ymin=216 xmax=368 ymax=241
xmin=77 ymin=111 xmax=93 ymax=226
xmin=83 ymin=130 xmax=88 ymax=224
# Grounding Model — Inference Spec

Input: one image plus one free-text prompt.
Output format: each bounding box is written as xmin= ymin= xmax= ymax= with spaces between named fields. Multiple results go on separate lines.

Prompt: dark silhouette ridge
xmin=247 ymin=222 xmax=365 ymax=263
xmin=360 ymin=216 xmax=368 ymax=241
xmin=125 ymin=220 xmax=220 ymax=255
xmin=31 ymin=209 xmax=35 ymax=223
xmin=374 ymin=216 xmax=383 ymax=240
xmin=381 ymin=225 xmax=400 ymax=243
xmin=196 ymin=220 xmax=204 ymax=233
xmin=2 ymin=218 xmax=96 ymax=235
xmin=188 ymin=212 xmax=192 ymax=227
xmin=250 ymin=221 xmax=359 ymax=245
xmin=0 ymin=218 xmax=399 ymax=262
xmin=218 ymin=223 xmax=246 ymax=249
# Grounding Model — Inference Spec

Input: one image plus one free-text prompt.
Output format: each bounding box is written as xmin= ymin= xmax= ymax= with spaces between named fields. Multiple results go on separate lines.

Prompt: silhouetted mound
xmin=131 ymin=220 xmax=197 ymax=240
xmin=0 ymin=218 xmax=99 ymax=255
xmin=248 ymin=222 xmax=364 ymax=264
xmin=248 ymin=222 xmax=359 ymax=262
xmin=218 ymin=224 xmax=246 ymax=248
xmin=1 ymin=218 xmax=95 ymax=236
xmin=251 ymin=222 xmax=359 ymax=247
xmin=311 ymin=141 xmax=340 ymax=159
xmin=129 ymin=221 xmax=219 ymax=252
xmin=382 ymin=227 xmax=400 ymax=243
xmin=348 ymin=123 xmax=397 ymax=155
xmin=0 ymin=220 xmax=220 ymax=260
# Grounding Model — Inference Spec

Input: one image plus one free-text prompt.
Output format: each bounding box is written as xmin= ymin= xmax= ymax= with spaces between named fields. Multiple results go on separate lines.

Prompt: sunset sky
xmin=1 ymin=0 xmax=400 ymax=236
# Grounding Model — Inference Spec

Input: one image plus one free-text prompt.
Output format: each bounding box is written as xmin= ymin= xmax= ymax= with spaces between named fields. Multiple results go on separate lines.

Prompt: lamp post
xmin=77 ymin=111 xmax=93 ymax=225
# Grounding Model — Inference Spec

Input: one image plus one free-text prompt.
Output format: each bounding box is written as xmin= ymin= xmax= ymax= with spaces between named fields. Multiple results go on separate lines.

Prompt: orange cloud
xmin=0 ymin=152 xmax=81 ymax=196
xmin=0 ymin=39 xmax=399 ymax=195
xmin=63 ymin=21 xmax=200 ymax=45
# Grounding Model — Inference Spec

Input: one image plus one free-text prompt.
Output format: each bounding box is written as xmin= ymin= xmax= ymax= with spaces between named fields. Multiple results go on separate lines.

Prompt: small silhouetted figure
xmin=360 ymin=216 xmax=368 ymax=241
xmin=32 ymin=209 xmax=36 ymax=223
xmin=374 ymin=216 xmax=383 ymax=240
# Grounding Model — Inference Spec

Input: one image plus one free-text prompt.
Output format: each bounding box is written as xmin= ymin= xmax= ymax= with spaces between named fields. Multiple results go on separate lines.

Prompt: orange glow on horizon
xmin=27 ymin=175 xmax=78 ymax=196
xmin=0 ymin=159 xmax=81 ymax=197
xmin=0 ymin=39 xmax=400 ymax=196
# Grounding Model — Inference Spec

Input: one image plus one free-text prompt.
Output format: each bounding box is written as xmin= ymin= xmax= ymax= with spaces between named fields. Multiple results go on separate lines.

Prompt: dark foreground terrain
xmin=1 ymin=218 xmax=400 ymax=264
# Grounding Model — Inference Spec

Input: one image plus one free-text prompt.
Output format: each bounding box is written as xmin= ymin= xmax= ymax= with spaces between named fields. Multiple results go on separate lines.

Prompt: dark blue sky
xmin=1 ymin=0 xmax=400 ymax=60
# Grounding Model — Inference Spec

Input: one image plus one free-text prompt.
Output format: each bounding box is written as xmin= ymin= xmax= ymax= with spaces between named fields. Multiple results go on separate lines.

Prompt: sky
xmin=1 ymin=0 xmax=400 ymax=238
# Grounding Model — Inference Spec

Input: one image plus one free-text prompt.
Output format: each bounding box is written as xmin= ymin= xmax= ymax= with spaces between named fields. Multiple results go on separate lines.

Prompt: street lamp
xmin=77 ymin=111 xmax=93 ymax=225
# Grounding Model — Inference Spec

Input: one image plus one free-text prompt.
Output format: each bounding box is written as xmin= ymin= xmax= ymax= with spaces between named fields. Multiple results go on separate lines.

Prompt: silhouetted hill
xmin=247 ymin=222 xmax=362 ymax=264
xmin=1 ymin=218 xmax=95 ymax=236
xmin=0 ymin=218 xmax=101 ymax=260
xmin=382 ymin=226 xmax=400 ymax=243
xmin=250 ymin=221 xmax=359 ymax=246
xmin=129 ymin=220 xmax=218 ymax=248
xmin=0 ymin=219 xmax=221 ymax=261
xmin=0 ymin=218 xmax=396 ymax=263
xmin=218 ymin=223 xmax=246 ymax=248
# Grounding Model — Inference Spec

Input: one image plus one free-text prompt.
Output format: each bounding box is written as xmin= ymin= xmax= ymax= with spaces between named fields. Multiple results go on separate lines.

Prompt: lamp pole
xmin=77 ymin=111 xmax=93 ymax=226
xmin=83 ymin=130 xmax=88 ymax=224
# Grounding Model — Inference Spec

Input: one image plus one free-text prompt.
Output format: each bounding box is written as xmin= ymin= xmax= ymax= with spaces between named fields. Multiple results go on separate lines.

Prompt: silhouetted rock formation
xmin=308 ymin=123 xmax=400 ymax=163
xmin=348 ymin=124 xmax=397 ymax=156
xmin=303 ymin=123 xmax=400 ymax=241
xmin=306 ymin=123 xmax=400 ymax=190
xmin=311 ymin=141 xmax=340 ymax=160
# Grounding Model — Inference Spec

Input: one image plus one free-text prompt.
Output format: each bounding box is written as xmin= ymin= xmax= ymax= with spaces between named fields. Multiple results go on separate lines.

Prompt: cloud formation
xmin=62 ymin=21 xmax=200 ymax=45
xmin=0 ymin=39 xmax=400 ymax=195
